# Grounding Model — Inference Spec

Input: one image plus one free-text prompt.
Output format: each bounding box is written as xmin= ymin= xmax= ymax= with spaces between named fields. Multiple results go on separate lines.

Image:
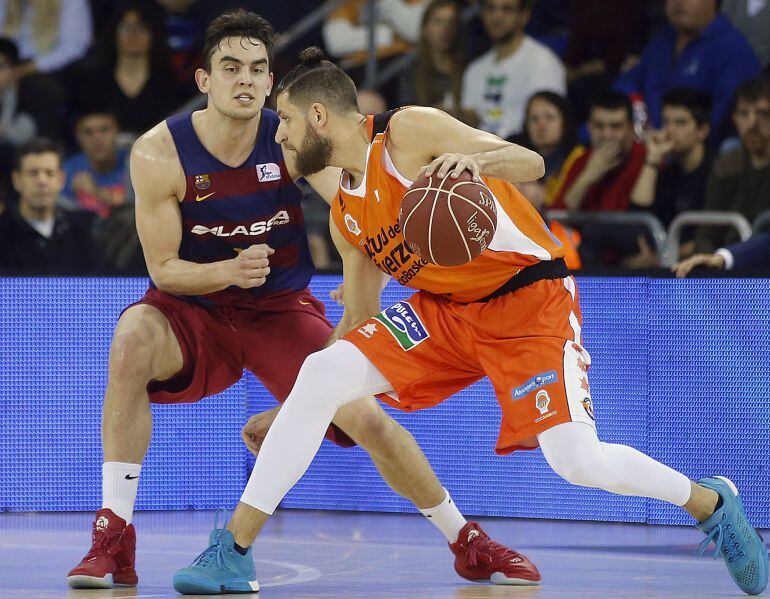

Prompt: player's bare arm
xmin=386 ymin=106 xmax=545 ymax=184
xmin=132 ymin=123 xmax=274 ymax=294
xmin=325 ymin=219 xmax=385 ymax=346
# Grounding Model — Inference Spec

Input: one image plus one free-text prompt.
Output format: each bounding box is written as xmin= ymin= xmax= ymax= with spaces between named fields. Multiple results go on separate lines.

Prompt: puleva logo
xmin=372 ymin=302 xmax=429 ymax=351
xmin=511 ymin=370 xmax=558 ymax=399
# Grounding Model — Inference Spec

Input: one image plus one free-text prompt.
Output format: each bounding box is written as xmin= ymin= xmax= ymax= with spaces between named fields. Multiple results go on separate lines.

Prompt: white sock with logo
xmin=102 ymin=462 xmax=141 ymax=524
xmin=419 ymin=488 xmax=467 ymax=542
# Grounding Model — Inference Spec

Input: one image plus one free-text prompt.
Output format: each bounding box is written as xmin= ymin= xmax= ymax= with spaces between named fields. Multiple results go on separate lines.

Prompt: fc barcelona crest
xmin=194 ymin=174 xmax=211 ymax=190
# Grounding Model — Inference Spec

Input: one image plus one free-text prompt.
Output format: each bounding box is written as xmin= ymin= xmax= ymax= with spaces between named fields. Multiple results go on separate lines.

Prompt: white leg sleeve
xmin=240 ymin=340 xmax=393 ymax=514
xmin=537 ymin=422 xmax=692 ymax=506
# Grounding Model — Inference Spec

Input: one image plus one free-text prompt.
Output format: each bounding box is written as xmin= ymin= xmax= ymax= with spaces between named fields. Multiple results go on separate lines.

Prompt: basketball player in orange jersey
xmin=175 ymin=48 xmax=767 ymax=595
xmin=67 ymin=12 xmax=534 ymax=592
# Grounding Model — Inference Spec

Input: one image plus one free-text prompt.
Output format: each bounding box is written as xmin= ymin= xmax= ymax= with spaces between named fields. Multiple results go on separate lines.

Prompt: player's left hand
xmin=420 ymin=153 xmax=482 ymax=182
xmin=241 ymin=405 xmax=281 ymax=455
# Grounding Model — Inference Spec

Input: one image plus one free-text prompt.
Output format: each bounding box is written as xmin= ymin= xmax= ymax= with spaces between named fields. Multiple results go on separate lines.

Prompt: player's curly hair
xmin=276 ymin=47 xmax=359 ymax=113
xmin=202 ymin=10 xmax=276 ymax=71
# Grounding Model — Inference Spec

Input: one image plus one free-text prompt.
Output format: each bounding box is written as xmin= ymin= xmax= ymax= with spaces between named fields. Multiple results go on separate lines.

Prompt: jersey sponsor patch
xmin=372 ymin=301 xmax=429 ymax=351
xmin=511 ymin=370 xmax=558 ymax=399
xmin=190 ymin=210 xmax=290 ymax=237
xmin=256 ymin=162 xmax=281 ymax=182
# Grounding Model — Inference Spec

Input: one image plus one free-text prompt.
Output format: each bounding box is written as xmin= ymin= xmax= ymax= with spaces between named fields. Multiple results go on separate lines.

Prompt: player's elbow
xmin=531 ymin=153 xmax=545 ymax=180
xmin=146 ymin=260 xmax=176 ymax=294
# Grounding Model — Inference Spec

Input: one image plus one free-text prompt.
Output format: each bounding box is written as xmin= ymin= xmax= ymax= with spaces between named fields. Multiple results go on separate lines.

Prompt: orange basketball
xmin=399 ymin=171 xmax=497 ymax=267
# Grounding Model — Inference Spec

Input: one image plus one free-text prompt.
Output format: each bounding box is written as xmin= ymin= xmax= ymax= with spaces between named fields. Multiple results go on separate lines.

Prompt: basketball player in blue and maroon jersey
xmin=68 ymin=10 xmax=535 ymax=591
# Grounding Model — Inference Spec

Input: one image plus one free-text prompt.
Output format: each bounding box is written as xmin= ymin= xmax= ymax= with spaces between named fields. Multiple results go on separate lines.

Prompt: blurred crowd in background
xmin=0 ymin=0 xmax=768 ymax=276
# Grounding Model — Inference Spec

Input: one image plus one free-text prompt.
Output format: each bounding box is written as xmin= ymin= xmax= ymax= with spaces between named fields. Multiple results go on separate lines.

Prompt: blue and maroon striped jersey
xmin=163 ymin=109 xmax=314 ymax=306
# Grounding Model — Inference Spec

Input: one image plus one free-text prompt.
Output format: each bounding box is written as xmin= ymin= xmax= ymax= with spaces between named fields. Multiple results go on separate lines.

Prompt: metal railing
xmin=546 ymin=210 xmax=668 ymax=263
xmin=663 ymin=211 xmax=753 ymax=267
xmin=752 ymin=209 xmax=770 ymax=233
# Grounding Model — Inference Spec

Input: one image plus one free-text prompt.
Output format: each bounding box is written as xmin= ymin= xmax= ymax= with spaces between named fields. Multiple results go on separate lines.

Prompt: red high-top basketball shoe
xmin=67 ymin=508 xmax=138 ymax=589
xmin=449 ymin=522 xmax=540 ymax=585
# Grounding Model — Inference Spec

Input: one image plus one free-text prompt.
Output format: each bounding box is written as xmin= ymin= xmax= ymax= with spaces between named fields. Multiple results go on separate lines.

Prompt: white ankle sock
xmin=419 ymin=488 xmax=467 ymax=542
xmin=102 ymin=462 xmax=141 ymax=523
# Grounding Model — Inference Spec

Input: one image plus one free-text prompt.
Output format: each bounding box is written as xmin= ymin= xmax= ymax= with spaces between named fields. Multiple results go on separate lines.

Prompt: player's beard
xmin=294 ymin=124 xmax=334 ymax=176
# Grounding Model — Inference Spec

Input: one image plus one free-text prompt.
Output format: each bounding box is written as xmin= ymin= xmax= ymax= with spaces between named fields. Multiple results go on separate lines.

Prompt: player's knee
xmin=343 ymin=403 xmax=394 ymax=449
xmin=547 ymin=454 xmax=604 ymax=488
xmin=108 ymin=325 xmax=160 ymax=384
xmin=292 ymin=349 xmax=343 ymax=406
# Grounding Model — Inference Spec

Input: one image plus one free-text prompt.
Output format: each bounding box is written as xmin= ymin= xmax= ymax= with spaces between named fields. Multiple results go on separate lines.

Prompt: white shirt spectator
xmin=0 ymin=0 xmax=93 ymax=73
xmin=462 ymin=36 xmax=566 ymax=140
xmin=323 ymin=0 xmax=425 ymax=64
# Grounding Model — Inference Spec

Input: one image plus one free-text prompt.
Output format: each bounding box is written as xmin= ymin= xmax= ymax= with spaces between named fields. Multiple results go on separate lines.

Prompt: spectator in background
xmin=461 ymin=0 xmax=565 ymax=140
xmin=551 ymin=92 xmax=648 ymax=266
xmin=643 ymin=88 xmax=713 ymax=223
xmin=63 ymin=108 xmax=130 ymax=220
xmin=323 ymin=1 xmax=426 ymax=78
xmin=0 ymin=37 xmax=35 ymax=195
xmin=693 ymin=77 xmax=770 ymax=253
xmin=673 ymin=232 xmax=770 ymax=276
xmin=515 ymin=90 xmax=579 ymax=205
xmin=399 ymin=0 xmax=466 ymax=114
xmin=721 ymin=0 xmax=770 ymax=69
xmin=615 ymin=0 xmax=759 ymax=141
xmin=552 ymin=91 xmax=646 ymax=212
xmin=79 ymin=1 xmax=176 ymax=136
xmin=629 ymin=88 xmax=713 ymax=264
xmin=0 ymin=137 xmax=93 ymax=274
xmin=0 ymin=0 xmax=92 ymax=77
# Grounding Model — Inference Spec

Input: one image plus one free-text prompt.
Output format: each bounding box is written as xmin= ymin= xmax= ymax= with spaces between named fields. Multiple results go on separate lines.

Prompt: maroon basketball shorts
xmin=126 ymin=287 xmax=354 ymax=446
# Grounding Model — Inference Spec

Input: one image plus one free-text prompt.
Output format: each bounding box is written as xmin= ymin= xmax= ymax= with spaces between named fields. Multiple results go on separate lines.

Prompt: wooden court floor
xmin=1 ymin=509 xmax=766 ymax=598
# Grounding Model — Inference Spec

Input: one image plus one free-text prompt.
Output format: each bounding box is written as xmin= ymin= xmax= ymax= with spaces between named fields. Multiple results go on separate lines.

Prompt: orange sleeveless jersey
xmin=331 ymin=115 xmax=566 ymax=303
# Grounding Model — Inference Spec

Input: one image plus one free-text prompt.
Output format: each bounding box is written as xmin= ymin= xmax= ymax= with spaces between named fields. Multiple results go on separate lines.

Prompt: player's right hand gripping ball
xmin=399 ymin=171 xmax=497 ymax=267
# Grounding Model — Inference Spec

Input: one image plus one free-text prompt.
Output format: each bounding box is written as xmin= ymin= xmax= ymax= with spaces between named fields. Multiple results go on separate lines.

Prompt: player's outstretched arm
xmin=325 ymin=219 xmax=386 ymax=346
xmin=388 ymin=106 xmax=545 ymax=184
xmin=132 ymin=126 xmax=273 ymax=294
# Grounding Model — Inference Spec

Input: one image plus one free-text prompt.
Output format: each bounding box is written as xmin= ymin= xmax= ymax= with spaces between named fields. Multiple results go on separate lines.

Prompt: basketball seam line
xmin=453 ymin=195 xmax=496 ymax=230
xmin=447 ymin=195 xmax=473 ymax=263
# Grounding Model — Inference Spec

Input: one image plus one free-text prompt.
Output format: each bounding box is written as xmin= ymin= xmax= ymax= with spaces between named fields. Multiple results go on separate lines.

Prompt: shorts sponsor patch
xmin=372 ymin=302 xmax=429 ymax=351
xmin=534 ymin=390 xmax=558 ymax=423
xmin=511 ymin=370 xmax=558 ymax=399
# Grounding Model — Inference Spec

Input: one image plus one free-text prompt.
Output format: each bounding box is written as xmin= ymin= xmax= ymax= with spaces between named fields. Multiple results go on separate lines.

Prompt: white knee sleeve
xmin=240 ymin=340 xmax=392 ymax=515
xmin=538 ymin=422 xmax=692 ymax=507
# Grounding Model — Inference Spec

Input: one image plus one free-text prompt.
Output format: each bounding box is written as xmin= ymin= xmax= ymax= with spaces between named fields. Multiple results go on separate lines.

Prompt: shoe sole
xmin=173 ymin=573 xmax=260 ymax=595
xmin=67 ymin=573 xmax=138 ymax=589
xmin=490 ymin=572 xmax=541 ymax=586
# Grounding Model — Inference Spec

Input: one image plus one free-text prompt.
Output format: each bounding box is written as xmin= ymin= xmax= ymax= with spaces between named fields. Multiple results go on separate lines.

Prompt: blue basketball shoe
xmin=173 ymin=513 xmax=259 ymax=595
xmin=696 ymin=476 xmax=768 ymax=596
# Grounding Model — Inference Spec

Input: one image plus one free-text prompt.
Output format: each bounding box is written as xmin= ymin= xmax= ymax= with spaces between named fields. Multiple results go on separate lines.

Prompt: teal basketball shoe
xmin=173 ymin=513 xmax=259 ymax=595
xmin=696 ymin=476 xmax=768 ymax=596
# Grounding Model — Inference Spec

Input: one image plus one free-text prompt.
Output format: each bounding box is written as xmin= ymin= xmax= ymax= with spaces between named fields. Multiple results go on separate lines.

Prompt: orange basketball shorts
xmin=342 ymin=276 xmax=597 ymax=454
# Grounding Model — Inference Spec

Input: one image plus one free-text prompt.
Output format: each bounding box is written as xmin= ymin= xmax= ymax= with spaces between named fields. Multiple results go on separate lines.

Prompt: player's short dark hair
xmin=276 ymin=47 xmax=359 ymax=114
xmin=589 ymin=90 xmax=633 ymax=122
xmin=662 ymin=87 xmax=713 ymax=126
xmin=13 ymin=137 xmax=63 ymax=171
xmin=733 ymin=76 xmax=770 ymax=107
xmin=202 ymin=10 xmax=276 ymax=72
